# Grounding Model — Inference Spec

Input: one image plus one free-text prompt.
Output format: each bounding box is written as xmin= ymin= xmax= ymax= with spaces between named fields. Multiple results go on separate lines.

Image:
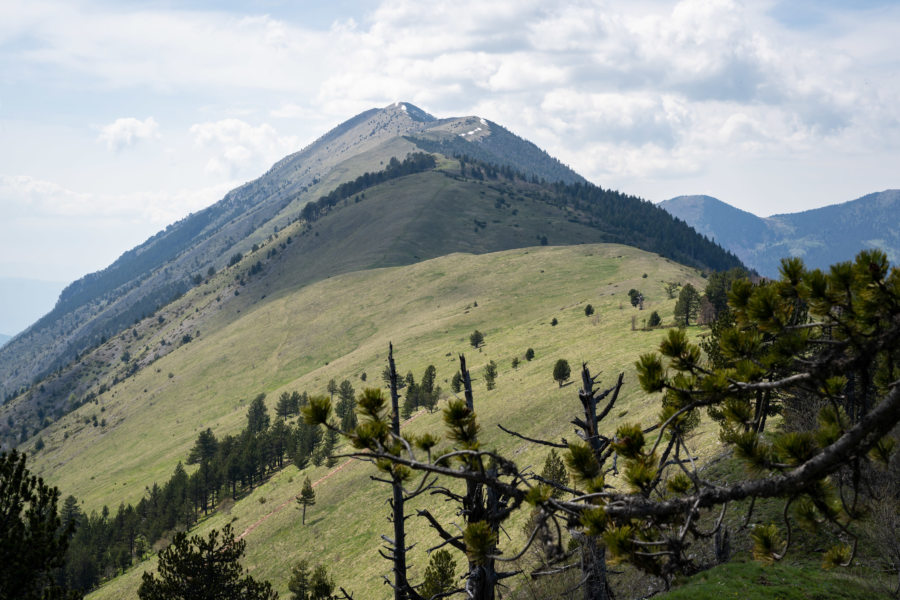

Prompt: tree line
xmin=30 ymin=385 xmax=341 ymax=594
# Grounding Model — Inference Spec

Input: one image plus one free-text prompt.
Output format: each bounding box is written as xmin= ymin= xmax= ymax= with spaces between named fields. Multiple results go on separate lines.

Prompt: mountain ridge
xmin=660 ymin=190 xmax=900 ymax=277
xmin=0 ymin=103 xmax=585 ymax=403
xmin=0 ymin=104 xmax=741 ymax=451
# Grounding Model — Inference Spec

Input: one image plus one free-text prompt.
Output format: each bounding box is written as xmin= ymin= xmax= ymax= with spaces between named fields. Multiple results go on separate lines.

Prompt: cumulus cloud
xmin=97 ymin=117 xmax=160 ymax=151
xmin=189 ymin=119 xmax=299 ymax=176
xmin=3 ymin=0 xmax=899 ymax=220
xmin=0 ymin=174 xmax=235 ymax=279
xmin=0 ymin=174 xmax=231 ymax=223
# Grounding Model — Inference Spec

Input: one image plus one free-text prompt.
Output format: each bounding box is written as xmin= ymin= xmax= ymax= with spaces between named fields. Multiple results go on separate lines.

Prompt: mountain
xmin=0 ymin=103 xmax=585 ymax=404
xmin=0 ymin=103 xmax=741 ymax=450
xmin=660 ymin=190 xmax=900 ymax=277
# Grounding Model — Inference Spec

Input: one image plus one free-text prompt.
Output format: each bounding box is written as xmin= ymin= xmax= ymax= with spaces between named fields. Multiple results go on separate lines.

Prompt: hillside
xmin=0 ymin=145 xmax=740 ymax=451
xmin=19 ymin=244 xmax=705 ymax=598
xmin=660 ymin=190 xmax=900 ymax=277
xmin=0 ymin=102 xmax=586 ymax=405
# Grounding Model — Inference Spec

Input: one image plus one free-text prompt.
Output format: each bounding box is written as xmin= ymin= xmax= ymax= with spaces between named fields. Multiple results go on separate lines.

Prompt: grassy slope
xmin=15 ymin=165 xmax=629 ymax=454
xmin=34 ymin=244 xmax=702 ymax=599
xmin=16 ymin=164 xmax=634 ymax=464
xmin=658 ymin=560 xmax=890 ymax=600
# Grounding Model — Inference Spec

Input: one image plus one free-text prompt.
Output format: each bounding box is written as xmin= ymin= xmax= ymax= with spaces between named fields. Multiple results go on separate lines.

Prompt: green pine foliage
xmin=673 ymin=283 xmax=701 ymax=326
xmin=552 ymin=359 xmax=571 ymax=387
xmin=0 ymin=450 xmax=77 ymax=600
xmin=297 ymin=477 xmax=316 ymax=525
xmin=469 ymin=330 xmax=485 ymax=348
xmin=137 ymin=524 xmax=276 ymax=600
xmin=484 ymin=360 xmax=498 ymax=391
xmin=420 ymin=549 xmax=457 ymax=599
xmin=288 ymin=560 xmax=335 ymax=600
xmin=540 ymin=449 xmax=568 ymax=498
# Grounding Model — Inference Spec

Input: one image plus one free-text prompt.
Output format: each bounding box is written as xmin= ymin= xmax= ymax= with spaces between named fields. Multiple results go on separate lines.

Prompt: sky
xmin=1 ymin=0 xmax=899 ymax=292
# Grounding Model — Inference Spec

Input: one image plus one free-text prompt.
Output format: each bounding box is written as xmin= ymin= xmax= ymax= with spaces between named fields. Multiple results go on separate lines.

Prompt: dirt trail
xmin=237 ymin=409 xmax=427 ymax=541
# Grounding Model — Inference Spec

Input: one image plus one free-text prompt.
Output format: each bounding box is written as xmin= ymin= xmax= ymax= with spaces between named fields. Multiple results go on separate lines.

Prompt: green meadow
xmin=25 ymin=243 xmax=707 ymax=598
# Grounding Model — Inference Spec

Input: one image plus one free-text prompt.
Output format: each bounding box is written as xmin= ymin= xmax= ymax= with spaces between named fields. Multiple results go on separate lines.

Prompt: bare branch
xmin=497 ymin=424 xmax=567 ymax=448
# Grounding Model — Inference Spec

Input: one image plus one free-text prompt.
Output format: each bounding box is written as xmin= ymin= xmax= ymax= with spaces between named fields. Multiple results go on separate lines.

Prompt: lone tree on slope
xmin=674 ymin=283 xmax=701 ymax=326
xmin=297 ymin=477 xmax=316 ymax=525
xmin=469 ymin=330 xmax=485 ymax=349
xmin=628 ymin=288 xmax=644 ymax=309
xmin=552 ymin=358 xmax=571 ymax=387
xmin=483 ymin=360 xmax=498 ymax=391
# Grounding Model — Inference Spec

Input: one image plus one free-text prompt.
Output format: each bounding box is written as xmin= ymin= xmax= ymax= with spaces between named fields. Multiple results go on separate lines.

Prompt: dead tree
xmin=308 ymin=249 xmax=900 ymax=600
xmin=414 ymin=354 xmax=522 ymax=599
xmin=381 ymin=343 xmax=424 ymax=600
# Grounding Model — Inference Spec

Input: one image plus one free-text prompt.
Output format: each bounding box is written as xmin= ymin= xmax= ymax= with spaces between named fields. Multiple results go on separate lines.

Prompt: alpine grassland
xmin=26 ymin=243 xmax=709 ymax=598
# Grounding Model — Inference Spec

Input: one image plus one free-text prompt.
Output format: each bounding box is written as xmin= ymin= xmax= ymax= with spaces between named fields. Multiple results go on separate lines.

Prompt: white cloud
xmin=0 ymin=174 xmax=235 ymax=280
xmin=1 ymin=0 xmax=899 ymax=284
xmin=0 ymin=174 xmax=231 ymax=223
xmin=97 ymin=117 xmax=160 ymax=151
xmin=189 ymin=119 xmax=299 ymax=176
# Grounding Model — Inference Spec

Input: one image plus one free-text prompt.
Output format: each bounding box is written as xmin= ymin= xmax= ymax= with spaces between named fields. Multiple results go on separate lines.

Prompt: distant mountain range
xmin=659 ymin=190 xmax=900 ymax=277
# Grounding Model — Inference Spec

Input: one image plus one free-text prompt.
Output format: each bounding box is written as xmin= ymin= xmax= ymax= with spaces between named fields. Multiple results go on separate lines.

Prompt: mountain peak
xmin=380 ymin=101 xmax=436 ymax=123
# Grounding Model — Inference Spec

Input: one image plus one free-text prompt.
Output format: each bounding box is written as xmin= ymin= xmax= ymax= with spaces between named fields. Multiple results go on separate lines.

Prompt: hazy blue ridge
xmin=660 ymin=190 xmax=900 ymax=277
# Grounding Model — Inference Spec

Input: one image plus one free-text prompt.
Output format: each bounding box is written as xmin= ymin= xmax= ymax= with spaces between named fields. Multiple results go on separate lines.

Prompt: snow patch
xmin=480 ymin=118 xmax=487 ymax=125
xmin=400 ymin=104 xmax=407 ymax=112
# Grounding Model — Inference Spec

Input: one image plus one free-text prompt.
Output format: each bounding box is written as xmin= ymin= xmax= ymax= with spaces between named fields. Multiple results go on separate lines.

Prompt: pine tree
xmin=552 ymin=359 xmax=571 ymax=387
xmin=186 ymin=428 xmax=218 ymax=465
xmin=451 ymin=371 xmax=462 ymax=393
xmin=0 ymin=450 xmax=76 ymax=600
xmin=288 ymin=560 xmax=311 ymax=600
xmin=246 ymin=394 xmax=270 ymax=434
xmin=276 ymin=392 xmax=293 ymax=419
xmin=674 ymin=283 xmax=701 ymax=326
xmin=296 ymin=477 xmax=316 ymax=525
xmin=469 ymin=330 xmax=484 ymax=348
xmin=137 ymin=524 xmax=276 ymax=600
xmin=323 ymin=428 xmax=338 ymax=468
xmin=540 ymin=449 xmax=568 ymax=498
xmin=484 ymin=360 xmax=498 ymax=391
xmin=420 ymin=550 xmax=457 ymax=599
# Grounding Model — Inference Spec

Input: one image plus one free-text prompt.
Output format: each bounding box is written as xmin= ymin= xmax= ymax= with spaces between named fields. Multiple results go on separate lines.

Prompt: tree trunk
xmin=387 ymin=344 xmax=420 ymax=600
xmin=576 ymin=533 xmax=611 ymax=600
